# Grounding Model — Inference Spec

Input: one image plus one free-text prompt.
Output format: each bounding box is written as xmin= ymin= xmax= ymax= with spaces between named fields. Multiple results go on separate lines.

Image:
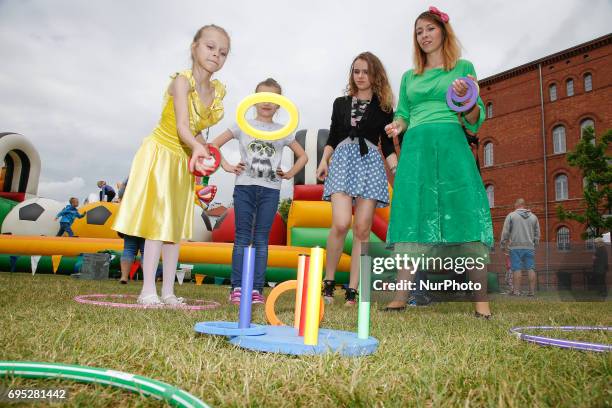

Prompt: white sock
xmin=141 ymin=239 xmax=162 ymax=297
xmin=161 ymin=242 xmax=180 ymax=298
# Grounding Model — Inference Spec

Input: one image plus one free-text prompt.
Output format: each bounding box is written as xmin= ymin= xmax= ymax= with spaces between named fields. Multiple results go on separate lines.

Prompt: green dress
xmin=387 ymin=59 xmax=494 ymax=260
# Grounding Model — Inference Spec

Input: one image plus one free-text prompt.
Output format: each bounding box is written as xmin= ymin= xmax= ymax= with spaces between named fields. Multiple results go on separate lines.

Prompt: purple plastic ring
xmin=74 ymin=294 xmax=221 ymax=310
xmin=510 ymin=326 xmax=612 ymax=352
xmin=446 ymin=77 xmax=478 ymax=112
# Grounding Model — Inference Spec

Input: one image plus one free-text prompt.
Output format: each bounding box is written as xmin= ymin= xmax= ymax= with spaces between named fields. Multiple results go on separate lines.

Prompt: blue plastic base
xmin=230 ymin=325 xmax=378 ymax=356
xmin=194 ymin=321 xmax=266 ymax=337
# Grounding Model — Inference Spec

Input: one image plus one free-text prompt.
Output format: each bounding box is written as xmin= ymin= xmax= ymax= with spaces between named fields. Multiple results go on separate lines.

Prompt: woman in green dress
xmin=384 ymin=7 xmax=494 ymax=317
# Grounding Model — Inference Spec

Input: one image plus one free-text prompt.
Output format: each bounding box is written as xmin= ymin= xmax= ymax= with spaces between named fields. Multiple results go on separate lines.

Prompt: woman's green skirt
xmin=387 ymin=122 xmax=494 ymax=261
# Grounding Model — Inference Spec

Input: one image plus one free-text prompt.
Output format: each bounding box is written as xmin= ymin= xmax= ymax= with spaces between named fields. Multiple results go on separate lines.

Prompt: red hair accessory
xmin=429 ymin=6 xmax=449 ymax=23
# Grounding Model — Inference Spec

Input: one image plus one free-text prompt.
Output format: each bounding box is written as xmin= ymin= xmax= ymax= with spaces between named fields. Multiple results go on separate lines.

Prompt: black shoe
xmin=119 ymin=280 xmax=127 ymax=285
xmin=344 ymin=287 xmax=358 ymax=306
xmin=322 ymin=280 xmax=336 ymax=304
xmin=474 ymin=311 xmax=492 ymax=319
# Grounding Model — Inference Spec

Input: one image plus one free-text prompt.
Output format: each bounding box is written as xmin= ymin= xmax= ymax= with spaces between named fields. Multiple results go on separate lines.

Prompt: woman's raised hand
xmin=452 ymin=74 xmax=479 ymax=99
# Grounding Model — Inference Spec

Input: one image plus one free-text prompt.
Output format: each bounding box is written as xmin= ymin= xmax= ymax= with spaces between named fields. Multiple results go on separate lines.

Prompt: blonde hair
xmin=413 ymin=11 xmax=461 ymax=75
xmin=346 ymin=52 xmax=394 ymax=113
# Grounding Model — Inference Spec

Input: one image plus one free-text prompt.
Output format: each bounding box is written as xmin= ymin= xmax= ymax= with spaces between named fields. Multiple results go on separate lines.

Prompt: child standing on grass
xmin=55 ymin=197 xmax=86 ymax=237
xmin=211 ymin=78 xmax=308 ymax=305
xmin=113 ymin=24 xmax=230 ymax=305
xmin=316 ymin=52 xmax=398 ymax=306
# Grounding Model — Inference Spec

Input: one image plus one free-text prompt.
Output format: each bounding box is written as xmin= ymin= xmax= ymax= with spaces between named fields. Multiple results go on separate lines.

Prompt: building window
xmin=486 ymin=185 xmax=494 ymax=208
xmin=580 ymin=118 xmax=595 ymax=143
xmin=486 ymin=102 xmax=493 ymax=118
xmin=484 ymin=142 xmax=494 ymax=167
xmin=552 ymin=125 xmax=566 ymax=154
xmin=555 ymin=174 xmax=568 ymax=201
xmin=566 ymin=79 xmax=574 ymax=97
xmin=584 ymin=73 xmax=592 ymax=92
xmin=585 ymin=226 xmax=597 ymax=250
xmin=557 ymin=227 xmax=570 ymax=251
xmin=549 ymin=84 xmax=557 ymax=101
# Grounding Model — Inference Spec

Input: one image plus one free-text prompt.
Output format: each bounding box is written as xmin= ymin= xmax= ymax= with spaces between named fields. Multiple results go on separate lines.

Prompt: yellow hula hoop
xmin=235 ymin=92 xmax=299 ymax=141
xmin=265 ymin=280 xmax=324 ymax=326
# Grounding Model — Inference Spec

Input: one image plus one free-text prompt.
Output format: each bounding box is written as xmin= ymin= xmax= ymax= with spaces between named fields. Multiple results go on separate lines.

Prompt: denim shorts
xmin=510 ymin=248 xmax=535 ymax=271
xmin=121 ymin=235 xmax=145 ymax=262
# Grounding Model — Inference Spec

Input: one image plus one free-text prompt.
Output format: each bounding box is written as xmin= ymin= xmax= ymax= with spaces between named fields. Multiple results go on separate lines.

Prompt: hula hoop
xmin=190 ymin=145 xmax=221 ymax=177
xmin=446 ymin=77 xmax=479 ymax=112
xmin=235 ymin=92 xmax=299 ymax=141
xmin=74 ymin=294 xmax=220 ymax=310
xmin=265 ymin=280 xmax=324 ymax=326
xmin=196 ymin=185 xmax=217 ymax=205
xmin=510 ymin=326 xmax=612 ymax=352
xmin=0 ymin=361 xmax=209 ymax=408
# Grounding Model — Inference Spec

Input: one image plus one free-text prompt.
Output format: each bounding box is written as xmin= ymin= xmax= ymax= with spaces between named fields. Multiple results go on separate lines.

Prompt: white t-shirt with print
xmin=229 ymin=119 xmax=295 ymax=190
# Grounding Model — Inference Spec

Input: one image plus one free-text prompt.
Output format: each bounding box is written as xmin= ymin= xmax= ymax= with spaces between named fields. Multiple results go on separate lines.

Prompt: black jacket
xmin=325 ymin=95 xmax=396 ymax=157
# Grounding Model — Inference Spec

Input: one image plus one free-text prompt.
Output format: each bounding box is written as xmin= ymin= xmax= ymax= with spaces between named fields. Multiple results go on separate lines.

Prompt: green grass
xmin=0 ymin=273 xmax=610 ymax=408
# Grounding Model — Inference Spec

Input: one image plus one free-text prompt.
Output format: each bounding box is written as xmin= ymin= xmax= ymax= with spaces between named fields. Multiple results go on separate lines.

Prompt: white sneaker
xmin=161 ymin=294 xmax=185 ymax=305
xmin=137 ymin=294 xmax=162 ymax=305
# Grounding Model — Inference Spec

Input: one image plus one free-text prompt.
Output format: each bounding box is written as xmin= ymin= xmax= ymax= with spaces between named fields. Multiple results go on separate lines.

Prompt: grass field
xmin=0 ymin=273 xmax=610 ymax=407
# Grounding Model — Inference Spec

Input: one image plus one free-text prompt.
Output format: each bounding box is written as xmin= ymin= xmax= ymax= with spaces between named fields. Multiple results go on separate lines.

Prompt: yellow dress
xmin=113 ymin=70 xmax=225 ymax=242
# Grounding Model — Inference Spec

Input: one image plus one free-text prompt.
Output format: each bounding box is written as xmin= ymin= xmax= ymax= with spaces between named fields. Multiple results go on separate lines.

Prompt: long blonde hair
xmin=346 ymin=52 xmax=394 ymax=113
xmin=413 ymin=11 xmax=461 ymax=75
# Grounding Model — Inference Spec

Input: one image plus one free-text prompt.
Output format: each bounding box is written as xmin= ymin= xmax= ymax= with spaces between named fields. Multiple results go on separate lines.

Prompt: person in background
xmin=500 ymin=198 xmax=540 ymax=296
xmin=55 ymin=197 xmax=86 ymax=237
xmin=97 ymin=180 xmax=116 ymax=202
xmin=591 ymin=237 xmax=608 ymax=297
xmin=116 ymin=177 xmax=145 ymax=284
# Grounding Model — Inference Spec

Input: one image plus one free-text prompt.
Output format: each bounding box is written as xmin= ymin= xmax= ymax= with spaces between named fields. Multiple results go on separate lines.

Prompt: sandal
xmin=137 ymin=294 xmax=162 ymax=305
xmin=161 ymin=294 xmax=185 ymax=305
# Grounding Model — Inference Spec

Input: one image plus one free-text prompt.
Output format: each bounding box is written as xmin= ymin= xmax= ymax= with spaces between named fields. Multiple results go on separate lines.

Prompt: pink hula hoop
xmin=74 ymin=294 xmax=221 ymax=310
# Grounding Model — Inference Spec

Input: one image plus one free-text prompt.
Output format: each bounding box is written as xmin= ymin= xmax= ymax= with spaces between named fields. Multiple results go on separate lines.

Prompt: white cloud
xmin=38 ymin=177 xmax=86 ymax=201
xmin=0 ymin=0 xmax=610 ymax=207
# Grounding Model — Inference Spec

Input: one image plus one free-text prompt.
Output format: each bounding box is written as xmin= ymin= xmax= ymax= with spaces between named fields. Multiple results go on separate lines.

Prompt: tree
xmin=557 ymin=127 xmax=612 ymax=239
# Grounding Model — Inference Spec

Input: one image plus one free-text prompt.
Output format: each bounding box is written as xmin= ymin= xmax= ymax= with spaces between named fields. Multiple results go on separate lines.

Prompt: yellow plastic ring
xmin=235 ymin=92 xmax=299 ymax=141
xmin=265 ymin=280 xmax=324 ymax=326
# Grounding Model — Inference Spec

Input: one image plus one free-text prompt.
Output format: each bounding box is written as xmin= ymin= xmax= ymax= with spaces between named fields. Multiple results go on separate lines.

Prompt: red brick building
xmin=478 ymin=34 xmax=611 ymax=248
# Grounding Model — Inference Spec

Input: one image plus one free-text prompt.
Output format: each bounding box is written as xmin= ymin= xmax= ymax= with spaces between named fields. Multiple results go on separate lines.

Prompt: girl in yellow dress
xmin=113 ymin=25 xmax=230 ymax=305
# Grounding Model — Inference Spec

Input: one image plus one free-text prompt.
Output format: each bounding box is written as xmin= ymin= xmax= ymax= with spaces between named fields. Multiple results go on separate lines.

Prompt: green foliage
xmin=277 ymin=198 xmax=292 ymax=223
xmin=557 ymin=127 xmax=612 ymax=239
